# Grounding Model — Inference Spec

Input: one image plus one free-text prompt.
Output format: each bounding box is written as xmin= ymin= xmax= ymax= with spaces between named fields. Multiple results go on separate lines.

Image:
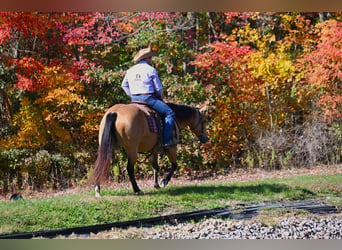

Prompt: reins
xmin=189 ymin=109 xmax=206 ymax=140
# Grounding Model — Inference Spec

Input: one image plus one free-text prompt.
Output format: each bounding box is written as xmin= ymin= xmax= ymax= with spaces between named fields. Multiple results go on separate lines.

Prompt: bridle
xmin=190 ymin=109 xmax=206 ymax=142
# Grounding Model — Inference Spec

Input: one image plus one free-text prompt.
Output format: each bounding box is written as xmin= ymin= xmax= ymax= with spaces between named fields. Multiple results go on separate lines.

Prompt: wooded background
xmin=1 ymin=12 xmax=342 ymax=192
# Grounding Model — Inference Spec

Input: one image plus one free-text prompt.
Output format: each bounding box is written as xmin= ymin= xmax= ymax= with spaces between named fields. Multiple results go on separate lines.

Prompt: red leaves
xmin=0 ymin=23 xmax=10 ymax=44
xmin=14 ymin=57 xmax=44 ymax=92
xmin=192 ymin=41 xmax=254 ymax=97
xmin=192 ymin=40 xmax=261 ymax=161
xmin=15 ymin=75 xmax=36 ymax=92
xmin=0 ymin=12 xmax=59 ymax=39
xmin=194 ymin=41 xmax=252 ymax=68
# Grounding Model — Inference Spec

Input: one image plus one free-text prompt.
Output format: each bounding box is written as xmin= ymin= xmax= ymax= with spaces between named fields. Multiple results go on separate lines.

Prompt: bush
xmin=246 ymin=120 xmax=342 ymax=170
xmin=0 ymin=148 xmax=92 ymax=193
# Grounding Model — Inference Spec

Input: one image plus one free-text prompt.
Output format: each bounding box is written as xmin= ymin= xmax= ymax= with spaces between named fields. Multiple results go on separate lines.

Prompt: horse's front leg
xmin=160 ymin=162 xmax=177 ymax=188
xmin=151 ymin=153 xmax=160 ymax=189
xmin=160 ymin=147 xmax=177 ymax=188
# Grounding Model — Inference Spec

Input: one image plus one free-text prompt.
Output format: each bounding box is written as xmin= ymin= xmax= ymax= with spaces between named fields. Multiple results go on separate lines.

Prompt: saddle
xmin=132 ymin=101 xmax=180 ymax=147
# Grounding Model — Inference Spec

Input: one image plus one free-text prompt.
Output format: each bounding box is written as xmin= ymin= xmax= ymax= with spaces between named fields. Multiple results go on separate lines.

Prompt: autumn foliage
xmin=1 ymin=12 xmax=342 ymax=192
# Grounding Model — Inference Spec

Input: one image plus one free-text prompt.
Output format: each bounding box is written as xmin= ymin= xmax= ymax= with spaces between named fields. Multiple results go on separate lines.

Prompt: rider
xmin=121 ymin=47 xmax=176 ymax=149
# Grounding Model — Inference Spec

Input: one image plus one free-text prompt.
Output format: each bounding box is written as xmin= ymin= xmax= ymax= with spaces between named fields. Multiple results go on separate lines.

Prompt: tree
xmin=296 ymin=19 xmax=342 ymax=123
xmin=191 ymin=40 xmax=261 ymax=165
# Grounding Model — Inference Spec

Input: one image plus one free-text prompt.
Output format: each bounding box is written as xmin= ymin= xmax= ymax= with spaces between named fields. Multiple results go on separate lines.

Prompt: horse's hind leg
xmin=152 ymin=152 xmax=160 ymax=189
xmin=126 ymin=153 xmax=144 ymax=195
xmin=95 ymin=184 xmax=101 ymax=197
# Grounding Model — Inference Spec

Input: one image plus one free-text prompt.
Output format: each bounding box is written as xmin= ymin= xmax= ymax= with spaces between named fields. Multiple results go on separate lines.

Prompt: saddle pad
xmin=146 ymin=114 xmax=159 ymax=133
xmin=132 ymin=103 xmax=161 ymax=134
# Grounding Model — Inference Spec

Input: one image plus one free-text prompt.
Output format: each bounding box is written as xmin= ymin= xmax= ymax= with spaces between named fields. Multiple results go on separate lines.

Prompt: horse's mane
xmin=166 ymin=103 xmax=197 ymax=122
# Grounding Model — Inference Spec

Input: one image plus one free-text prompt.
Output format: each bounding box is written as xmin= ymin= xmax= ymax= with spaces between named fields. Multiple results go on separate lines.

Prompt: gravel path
xmin=79 ymin=215 xmax=342 ymax=239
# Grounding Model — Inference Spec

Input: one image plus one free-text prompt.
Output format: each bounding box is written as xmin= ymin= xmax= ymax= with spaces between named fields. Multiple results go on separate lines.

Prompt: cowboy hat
xmin=133 ymin=47 xmax=158 ymax=62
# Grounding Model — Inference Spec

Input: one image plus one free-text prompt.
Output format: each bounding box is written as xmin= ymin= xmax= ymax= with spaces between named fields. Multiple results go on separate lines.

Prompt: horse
xmin=92 ymin=102 xmax=209 ymax=196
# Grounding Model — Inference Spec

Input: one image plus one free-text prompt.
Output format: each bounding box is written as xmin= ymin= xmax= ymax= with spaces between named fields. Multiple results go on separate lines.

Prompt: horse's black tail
xmin=93 ymin=112 xmax=117 ymax=186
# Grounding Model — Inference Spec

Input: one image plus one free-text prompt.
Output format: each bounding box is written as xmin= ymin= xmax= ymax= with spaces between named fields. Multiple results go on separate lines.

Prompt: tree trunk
xmin=0 ymin=89 xmax=13 ymax=127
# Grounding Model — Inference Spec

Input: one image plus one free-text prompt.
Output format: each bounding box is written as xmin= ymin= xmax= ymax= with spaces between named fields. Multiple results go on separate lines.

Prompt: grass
xmin=1 ymin=173 xmax=342 ymax=234
xmin=250 ymin=207 xmax=311 ymax=226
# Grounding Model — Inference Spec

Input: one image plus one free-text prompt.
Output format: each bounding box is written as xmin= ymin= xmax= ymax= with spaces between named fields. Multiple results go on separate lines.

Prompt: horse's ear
xmin=199 ymin=104 xmax=210 ymax=117
xmin=199 ymin=105 xmax=208 ymax=113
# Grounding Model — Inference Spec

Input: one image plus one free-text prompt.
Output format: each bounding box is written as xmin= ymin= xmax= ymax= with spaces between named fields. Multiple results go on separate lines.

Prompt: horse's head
xmin=191 ymin=106 xmax=209 ymax=144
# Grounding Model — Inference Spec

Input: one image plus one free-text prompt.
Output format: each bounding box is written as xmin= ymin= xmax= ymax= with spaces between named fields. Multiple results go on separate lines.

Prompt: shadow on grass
xmin=104 ymin=182 xmax=316 ymax=201
xmin=157 ymin=182 xmax=317 ymax=201
xmin=166 ymin=183 xmax=310 ymax=194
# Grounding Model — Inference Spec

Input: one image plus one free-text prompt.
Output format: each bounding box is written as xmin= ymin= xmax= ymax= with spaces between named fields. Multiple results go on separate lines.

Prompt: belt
xmin=133 ymin=93 xmax=154 ymax=96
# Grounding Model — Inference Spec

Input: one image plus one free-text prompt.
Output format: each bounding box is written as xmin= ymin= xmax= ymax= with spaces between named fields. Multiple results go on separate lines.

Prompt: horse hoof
xmin=159 ymin=179 xmax=168 ymax=188
xmin=135 ymin=190 xmax=144 ymax=195
xmin=95 ymin=185 xmax=101 ymax=197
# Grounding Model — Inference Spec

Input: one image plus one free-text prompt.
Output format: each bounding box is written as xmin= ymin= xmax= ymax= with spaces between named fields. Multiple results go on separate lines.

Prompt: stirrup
xmin=163 ymin=139 xmax=179 ymax=149
xmin=163 ymin=143 xmax=174 ymax=149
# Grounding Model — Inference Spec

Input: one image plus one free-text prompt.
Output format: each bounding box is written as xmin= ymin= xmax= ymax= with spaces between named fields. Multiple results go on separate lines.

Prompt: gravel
xmin=83 ymin=215 xmax=342 ymax=239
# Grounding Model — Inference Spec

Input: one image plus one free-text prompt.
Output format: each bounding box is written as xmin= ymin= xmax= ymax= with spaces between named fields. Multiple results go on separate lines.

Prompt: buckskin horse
xmin=92 ymin=102 xmax=208 ymax=196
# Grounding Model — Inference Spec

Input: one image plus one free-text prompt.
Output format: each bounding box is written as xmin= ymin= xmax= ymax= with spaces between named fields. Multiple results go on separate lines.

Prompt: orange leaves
xmin=34 ymin=66 xmax=86 ymax=133
xmin=3 ymin=12 xmax=342 ymax=177
xmin=281 ymin=13 xmax=316 ymax=47
xmin=37 ymin=66 xmax=85 ymax=105
xmin=2 ymin=65 xmax=87 ymax=151
xmin=317 ymin=95 xmax=342 ymax=123
xmin=45 ymin=88 xmax=83 ymax=105
xmin=296 ymin=19 xmax=342 ymax=122
xmin=191 ymin=13 xmax=339 ymax=165
xmin=15 ymin=62 xmax=86 ymax=105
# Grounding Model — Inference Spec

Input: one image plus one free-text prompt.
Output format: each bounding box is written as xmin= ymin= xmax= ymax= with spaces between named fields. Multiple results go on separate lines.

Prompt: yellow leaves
xmin=35 ymin=66 xmax=87 ymax=133
xmin=280 ymin=13 xmax=306 ymax=31
xmin=45 ymin=88 xmax=83 ymax=105
xmin=43 ymin=66 xmax=59 ymax=75
xmin=1 ymin=65 xmax=87 ymax=151
xmin=35 ymin=66 xmax=86 ymax=106
xmin=232 ymin=23 xmax=260 ymax=45
xmin=249 ymin=45 xmax=295 ymax=86
xmin=40 ymin=66 xmax=84 ymax=92
xmin=281 ymin=13 xmax=316 ymax=47
xmin=0 ymin=97 xmax=47 ymax=150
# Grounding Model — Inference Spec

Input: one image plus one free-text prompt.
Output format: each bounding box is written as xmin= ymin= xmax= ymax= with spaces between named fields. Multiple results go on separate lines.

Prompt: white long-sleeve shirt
xmin=121 ymin=60 xmax=163 ymax=98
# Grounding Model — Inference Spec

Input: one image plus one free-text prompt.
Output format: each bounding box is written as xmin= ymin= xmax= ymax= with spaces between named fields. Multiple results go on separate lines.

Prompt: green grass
xmin=1 ymin=173 xmax=342 ymax=234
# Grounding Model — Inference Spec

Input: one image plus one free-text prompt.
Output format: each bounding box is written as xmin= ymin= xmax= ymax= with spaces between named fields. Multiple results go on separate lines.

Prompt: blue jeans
xmin=131 ymin=95 xmax=175 ymax=145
